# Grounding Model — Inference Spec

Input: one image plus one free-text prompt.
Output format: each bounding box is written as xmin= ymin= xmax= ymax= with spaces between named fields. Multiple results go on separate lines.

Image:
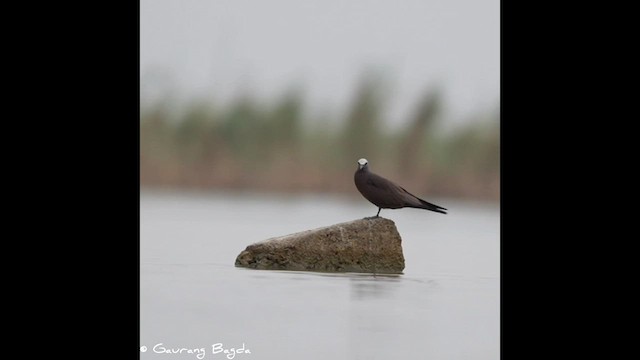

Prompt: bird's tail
xmin=417 ymin=199 xmax=447 ymax=214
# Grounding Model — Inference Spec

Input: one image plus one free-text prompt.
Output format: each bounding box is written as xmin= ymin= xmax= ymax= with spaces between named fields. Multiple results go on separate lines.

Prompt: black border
xmin=56 ymin=2 xmax=141 ymax=357
xmin=500 ymin=1 xmax=582 ymax=356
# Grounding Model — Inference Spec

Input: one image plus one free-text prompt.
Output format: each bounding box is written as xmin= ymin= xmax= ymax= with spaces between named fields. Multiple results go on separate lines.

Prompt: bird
xmin=354 ymin=158 xmax=447 ymax=217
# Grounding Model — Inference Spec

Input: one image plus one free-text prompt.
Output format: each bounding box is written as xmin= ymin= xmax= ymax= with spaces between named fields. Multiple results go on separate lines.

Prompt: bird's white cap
xmin=357 ymin=158 xmax=368 ymax=166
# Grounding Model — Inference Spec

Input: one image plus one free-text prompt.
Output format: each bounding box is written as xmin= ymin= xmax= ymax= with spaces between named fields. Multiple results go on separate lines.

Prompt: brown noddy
xmin=354 ymin=158 xmax=447 ymax=217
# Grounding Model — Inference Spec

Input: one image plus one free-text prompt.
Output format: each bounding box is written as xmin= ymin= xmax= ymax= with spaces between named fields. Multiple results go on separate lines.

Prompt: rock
xmin=234 ymin=217 xmax=405 ymax=274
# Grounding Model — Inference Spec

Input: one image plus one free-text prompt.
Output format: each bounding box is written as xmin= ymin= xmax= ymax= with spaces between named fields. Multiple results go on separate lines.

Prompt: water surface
xmin=140 ymin=190 xmax=499 ymax=359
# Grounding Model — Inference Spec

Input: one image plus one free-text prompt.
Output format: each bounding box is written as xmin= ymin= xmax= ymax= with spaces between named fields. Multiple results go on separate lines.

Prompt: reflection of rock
xmin=349 ymin=276 xmax=401 ymax=300
xmin=235 ymin=217 xmax=405 ymax=274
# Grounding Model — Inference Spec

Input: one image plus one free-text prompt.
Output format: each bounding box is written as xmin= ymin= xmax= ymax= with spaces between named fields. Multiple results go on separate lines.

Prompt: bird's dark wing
xmin=398 ymin=185 xmax=448 ymax=213
xmin=365 ymin=173 xmax=413 ymax=208
xmin=360 ymin=170 xmax=447 ymax=213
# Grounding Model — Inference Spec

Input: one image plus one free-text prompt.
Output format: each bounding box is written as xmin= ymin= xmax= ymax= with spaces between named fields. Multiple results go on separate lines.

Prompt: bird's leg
xmin=364 ymin=208 xmax=382 ymax=220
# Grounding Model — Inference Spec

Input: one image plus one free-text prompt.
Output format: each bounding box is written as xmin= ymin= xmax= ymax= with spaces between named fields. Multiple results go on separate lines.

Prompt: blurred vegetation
xmin=140 ymin=78 xmax=499 ymax=201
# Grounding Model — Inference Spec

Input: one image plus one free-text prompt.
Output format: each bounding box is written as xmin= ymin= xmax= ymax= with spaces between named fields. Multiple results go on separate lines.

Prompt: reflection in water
xmin=349 ymin=275 xmax=401 ymax=300
xmin=347 ymin=275 xmax=445 ymax=360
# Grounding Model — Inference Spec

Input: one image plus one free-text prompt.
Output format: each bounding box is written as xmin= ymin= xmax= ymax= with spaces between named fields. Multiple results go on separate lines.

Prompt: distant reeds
xmin=140 ymin=78 xmax=499 ymax=201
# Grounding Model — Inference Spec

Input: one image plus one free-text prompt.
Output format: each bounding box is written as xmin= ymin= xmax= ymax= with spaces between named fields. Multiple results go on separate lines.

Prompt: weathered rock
xmin=235 ymin=217 xmax=405 ymax=274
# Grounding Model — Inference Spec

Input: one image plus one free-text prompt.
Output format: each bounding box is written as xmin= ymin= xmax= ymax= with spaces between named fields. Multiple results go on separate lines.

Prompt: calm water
xmin=140 ymin=190 xmax=500 ymax=360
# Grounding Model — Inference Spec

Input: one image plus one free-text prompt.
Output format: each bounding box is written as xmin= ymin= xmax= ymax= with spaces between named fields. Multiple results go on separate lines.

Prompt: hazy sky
xmin=141 ymin=0 xmax=499 ymax=130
